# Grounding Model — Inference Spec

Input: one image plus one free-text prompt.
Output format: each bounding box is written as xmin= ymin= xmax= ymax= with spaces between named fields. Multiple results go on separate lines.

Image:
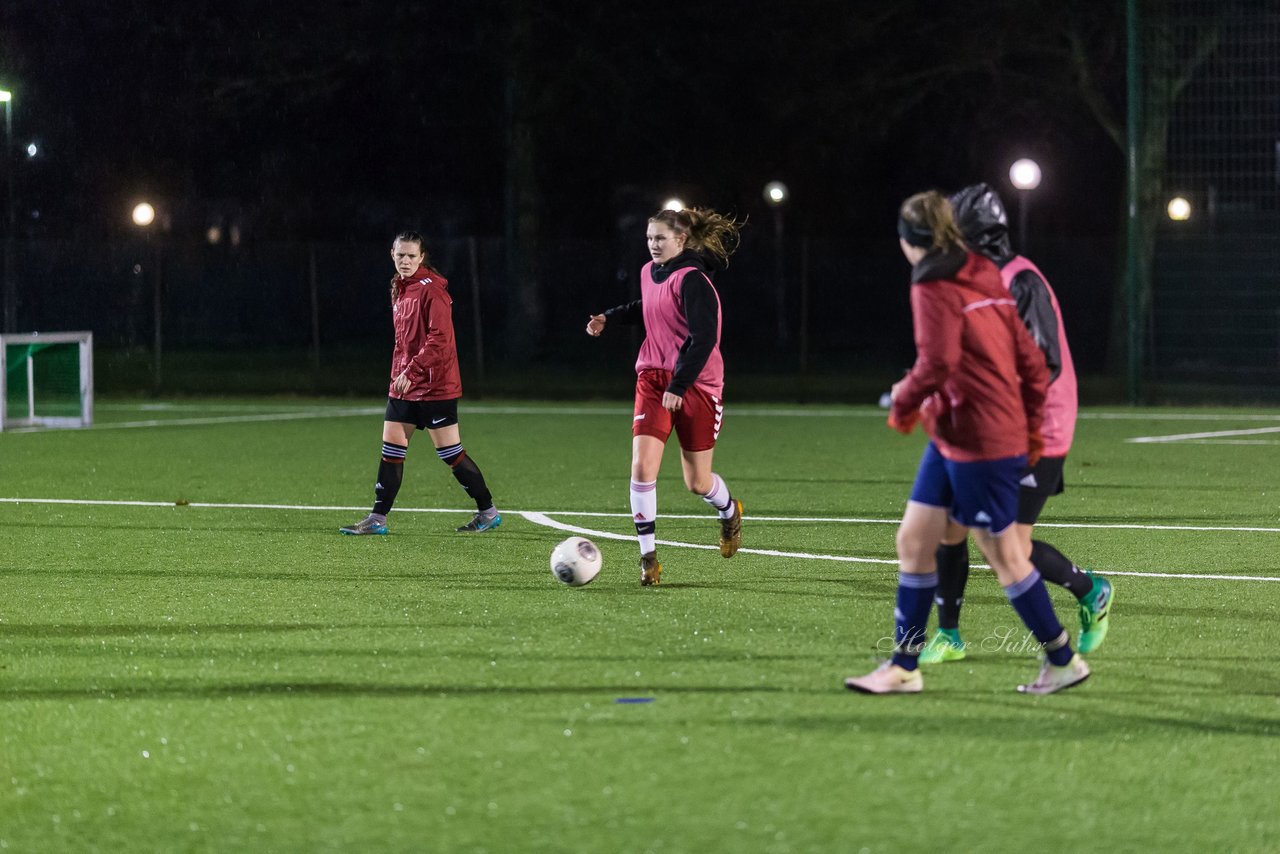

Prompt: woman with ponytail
xmin=339 ymin=231 xmax=501 ymax=537
xmin=585 ymin=207 xmax=744 ymax=586
xmin=846 ymin=191 xmax=1089 ymax=696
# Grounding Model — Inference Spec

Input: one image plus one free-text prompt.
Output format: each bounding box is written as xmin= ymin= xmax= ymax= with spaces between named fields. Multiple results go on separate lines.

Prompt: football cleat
xmin=719 ymin=499 xmax=743 ymax=558
xmin=1017 ymin=653 xmax=1090 ymax=695
xmin=640 ymin=551 xmax=663 ymax=586
xmin=456 ymin=511 xmax=502 ymax=533
xmin=918 ymin=629 xmax=967 ymax=665
xmin=844 ymin=661 xmax=924 ymax=694
xmin=339 ymin=515 xmax=389 ymax=536
xmin=1077 ymin=572 xmax=1113 ymax=654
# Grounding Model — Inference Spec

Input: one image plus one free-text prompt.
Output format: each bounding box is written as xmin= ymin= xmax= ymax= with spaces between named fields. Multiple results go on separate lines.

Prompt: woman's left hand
xmin=662 ymin=391 xmax=683 ymax=412
xmin=392 ymin=372 xmax=411 ymax=395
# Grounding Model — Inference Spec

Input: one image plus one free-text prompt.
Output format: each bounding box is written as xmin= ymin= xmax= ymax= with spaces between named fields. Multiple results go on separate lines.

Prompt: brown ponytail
xmin=899 ymin=192 xmax=967 ymax=253
xmin=648 ymin=207 xmax=744 ymax=265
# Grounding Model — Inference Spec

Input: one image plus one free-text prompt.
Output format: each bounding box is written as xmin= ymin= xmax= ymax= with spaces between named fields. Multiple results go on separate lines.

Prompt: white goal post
xmin=0 ymin=331 xmax=94 ymax=431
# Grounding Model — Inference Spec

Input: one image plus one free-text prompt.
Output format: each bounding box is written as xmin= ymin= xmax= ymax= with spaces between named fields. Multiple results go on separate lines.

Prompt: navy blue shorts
xmin=908 ymin=442 xmax=1026 ymax=534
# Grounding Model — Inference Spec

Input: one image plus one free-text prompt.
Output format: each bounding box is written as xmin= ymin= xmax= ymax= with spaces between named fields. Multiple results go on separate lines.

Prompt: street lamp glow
xmin=1167 ymin=196 xmax=1192 ymax=221
xmin=132 ymin=202 xmax=156 ymax=227
xmin=763 ymin=181 xmax=789 ymax=206
xmin=663 ymin=197 xmax=684 ymax=212
xmin=1009 ymin=158 xmax=1042 ymax=190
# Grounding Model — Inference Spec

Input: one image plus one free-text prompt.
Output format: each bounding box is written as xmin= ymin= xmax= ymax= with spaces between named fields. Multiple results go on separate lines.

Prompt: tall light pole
xmin=1008 ymin=158 xmax=1041 ymax=253
xmin=1 ymin=89 xmax=14 ymax=333
xmin=132 ymin=202 xmax=163 ymax=392
xmin=764 ymin=181 xmax=789 ymax=348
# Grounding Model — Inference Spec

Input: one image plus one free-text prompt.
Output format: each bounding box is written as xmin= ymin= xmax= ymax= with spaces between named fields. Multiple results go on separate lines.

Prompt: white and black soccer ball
xmin=550 ymin=536 xmax=602 ymax=586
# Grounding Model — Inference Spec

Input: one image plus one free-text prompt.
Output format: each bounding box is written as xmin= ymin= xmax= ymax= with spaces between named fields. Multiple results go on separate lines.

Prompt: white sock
xmin=701 ymin=473 xmax=735 ymax=518
xmin=630 ymin=479 xmax=657 ymax=554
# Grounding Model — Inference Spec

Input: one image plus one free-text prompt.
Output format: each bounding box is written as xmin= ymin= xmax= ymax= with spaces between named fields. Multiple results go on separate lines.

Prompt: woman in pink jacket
xmin=586 ymin=207 xmax=743 ymax=586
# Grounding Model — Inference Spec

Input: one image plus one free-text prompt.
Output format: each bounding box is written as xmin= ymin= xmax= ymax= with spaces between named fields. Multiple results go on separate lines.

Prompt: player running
xmin=846 ymin=190 xmax=1089 ymax=695
xmin=339 ymin=231 xmax=501 ymax=536
xmin=918 ymin=184 xmax=1112 ymax=664
xmin=586 ymin=206 xmax=744 ymax=586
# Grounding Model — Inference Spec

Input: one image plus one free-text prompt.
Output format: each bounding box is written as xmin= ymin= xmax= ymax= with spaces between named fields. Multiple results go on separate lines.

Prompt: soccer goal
xmin=0 ymin=331 xmax=94 ymax=431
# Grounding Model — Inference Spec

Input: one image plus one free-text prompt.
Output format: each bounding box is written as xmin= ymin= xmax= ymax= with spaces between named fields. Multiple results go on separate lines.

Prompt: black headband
xmin=897 ymin=216 xmax=934 ymax=249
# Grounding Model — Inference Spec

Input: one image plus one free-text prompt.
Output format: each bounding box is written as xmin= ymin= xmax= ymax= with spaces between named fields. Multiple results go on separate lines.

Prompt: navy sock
xmin=1030 ymin=540 xmax=1093 ymax=599
xmin=891 ymin=571 xmax=937 ymax=671
xmin=933 ymin=541 xmax=970 ymax=630
xmin=1004 ymin=570 xmax=1073 ymax=666
xmin=372 ymin=442 xmax=407 ymax=515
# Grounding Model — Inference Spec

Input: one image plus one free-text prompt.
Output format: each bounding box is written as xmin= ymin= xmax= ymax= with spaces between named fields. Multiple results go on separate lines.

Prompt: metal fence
xmin=1145 ymin=0 xmax=1280 ymax=389
xmin=0 ymin=226 xmax=1123 ymax=399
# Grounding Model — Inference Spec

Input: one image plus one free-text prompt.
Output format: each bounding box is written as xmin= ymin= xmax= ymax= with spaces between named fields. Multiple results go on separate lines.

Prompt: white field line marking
xmin=26 ymin=402 xmax=1280 ymax=433
xmin=1126 ymin=425 xmax=1280 ymax=444
xmin=3 ymin=497 xmax=1277 ymax=582
xmin=3 ymin=497 xmax=1279 ymax=534
xmin=520 ymin=512 xmax=897 ymax=565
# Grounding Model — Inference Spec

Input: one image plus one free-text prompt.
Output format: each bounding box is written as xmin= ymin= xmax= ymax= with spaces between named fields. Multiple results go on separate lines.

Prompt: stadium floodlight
xmin=1009 ymin=158 xmax=1042 ymax=190
xmin=132 ymin=202 xmax=156 ymax=227
xmin=763 ymin=181 xmax=789 ymax=206
xmin=663 ymin=197 xmax=684 ymax=212
xmin=1008 ymin=158 xmax=1042 ymax=251
xmin=25 ymin=142 xmax=36 ymax=158
xmin=0 ymin=331 xmax=94 ymax=431
xmin=1167 ymin=196 xmax=1192 ymax=221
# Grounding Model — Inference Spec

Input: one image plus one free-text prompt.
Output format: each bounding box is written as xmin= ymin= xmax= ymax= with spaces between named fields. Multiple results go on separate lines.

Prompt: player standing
xmin=846 ymin=191 xmax=1089 ymax=695
xmin=340 ymin=231 xmax=501 ymax=536
xmin=586 ymin=207 xmax=743 ymax=585
xmin=919 ymin=183 xmax=1113 ymax=664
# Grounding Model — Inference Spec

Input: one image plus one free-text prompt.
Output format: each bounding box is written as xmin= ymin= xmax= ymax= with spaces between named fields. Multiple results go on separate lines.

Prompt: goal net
xmin=0 ymin=332 xmax=94 ymax=431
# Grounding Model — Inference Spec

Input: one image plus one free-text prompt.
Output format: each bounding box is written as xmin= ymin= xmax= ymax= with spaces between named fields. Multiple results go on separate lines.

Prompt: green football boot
xmin=918 ymin=628 xmax=967 ymax=664
xmin=1077 ymin=572 xmax=1113 ymax=654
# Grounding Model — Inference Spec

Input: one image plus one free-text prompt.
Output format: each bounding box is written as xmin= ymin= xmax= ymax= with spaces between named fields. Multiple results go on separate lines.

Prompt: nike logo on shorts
xmin=634 ymin=413 xmax=646 ymax=421
xmin=431 ymin=417 xmax=447 ymax=425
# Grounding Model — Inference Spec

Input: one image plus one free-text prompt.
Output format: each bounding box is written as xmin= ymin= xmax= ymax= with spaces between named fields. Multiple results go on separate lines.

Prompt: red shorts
xmin=632 ymin=369 xmax=723 ymax=452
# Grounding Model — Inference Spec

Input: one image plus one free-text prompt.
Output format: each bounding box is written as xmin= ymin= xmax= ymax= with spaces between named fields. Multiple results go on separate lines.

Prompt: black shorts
xmin=1016 ymin=455 xmax=1066 ymax=525
xmin=385 ymin=397 xmax=459 ymax=430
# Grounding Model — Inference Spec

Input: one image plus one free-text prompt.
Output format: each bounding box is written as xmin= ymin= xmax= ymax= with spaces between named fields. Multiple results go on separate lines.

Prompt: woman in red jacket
xmin=340 ymin=232 xmax=500 ymax=536
xmin=845 ymin=191 xmax=1088 ymax=696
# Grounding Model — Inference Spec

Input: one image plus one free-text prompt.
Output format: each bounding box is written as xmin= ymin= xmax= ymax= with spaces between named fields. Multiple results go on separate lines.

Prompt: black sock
xmin=445 ymin=450 xmax=494 ymax=512
xmin=934 ymin=541 xmax=970 ymax=630
xmin=1030 ymin=539 xmax=1093 ymax=599
xmin=373 ymin=442 xmax=407 ymax=515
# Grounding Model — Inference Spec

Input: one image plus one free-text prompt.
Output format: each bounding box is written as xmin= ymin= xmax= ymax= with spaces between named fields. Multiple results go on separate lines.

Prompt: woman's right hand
xmin=586 ymin=314 xmax=606 ymax=337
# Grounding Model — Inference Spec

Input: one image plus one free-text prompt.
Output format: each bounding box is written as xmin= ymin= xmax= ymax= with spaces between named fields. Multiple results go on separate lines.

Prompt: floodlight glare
xmin=763 ymin=181 xmax=789 ymax=206
xmin=1009 ymin=159 xmax=1042 ymax=190
xmin=1167 ymin=196 xmax=1192 ymax=221
xmin=663 ymin=198 xmax=684 ymax=212
xmin=0 ymin=91 xmax=11 ymax=103
xmin=132 ymin=202 xmax=156 ymax=227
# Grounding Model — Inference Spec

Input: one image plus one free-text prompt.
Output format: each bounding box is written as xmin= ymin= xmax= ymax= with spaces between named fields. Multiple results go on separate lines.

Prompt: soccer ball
xmin=550 ymin=536 xmax=602 ymax=586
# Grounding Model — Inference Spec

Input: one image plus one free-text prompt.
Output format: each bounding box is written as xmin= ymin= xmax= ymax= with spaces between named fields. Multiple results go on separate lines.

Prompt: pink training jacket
xmin=1002 ymin=256 xmax=1077 ymax=456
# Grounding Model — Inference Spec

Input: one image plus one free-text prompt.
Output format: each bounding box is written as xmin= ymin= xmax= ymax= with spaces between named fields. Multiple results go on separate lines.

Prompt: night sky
xmin=2 ymin=1 xmax=1127 ymax=248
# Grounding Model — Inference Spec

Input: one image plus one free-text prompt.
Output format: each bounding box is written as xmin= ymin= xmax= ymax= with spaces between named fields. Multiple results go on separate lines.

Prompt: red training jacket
xmin=389 ymin=267 xmax=462 ymax=401
xmin=891 ymin=251 xmax=1047 ymax=462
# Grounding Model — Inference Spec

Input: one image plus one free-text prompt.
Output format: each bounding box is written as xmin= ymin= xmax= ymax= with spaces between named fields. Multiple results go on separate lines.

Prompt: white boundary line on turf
xmin=1126 ymin=425 xmax=1280 ymax=444
xmin=3 ymin=496 xmax=1277 ymax=582
xmin=3 ymin=497 xmax=1279 ymax=534
xmin=15 ymin=401 xmax=1280 ymax=433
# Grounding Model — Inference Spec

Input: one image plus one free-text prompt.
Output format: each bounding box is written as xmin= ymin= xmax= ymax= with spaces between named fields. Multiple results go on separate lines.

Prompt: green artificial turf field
xmin=2 ymin=399 xmax=1278 ymax=852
